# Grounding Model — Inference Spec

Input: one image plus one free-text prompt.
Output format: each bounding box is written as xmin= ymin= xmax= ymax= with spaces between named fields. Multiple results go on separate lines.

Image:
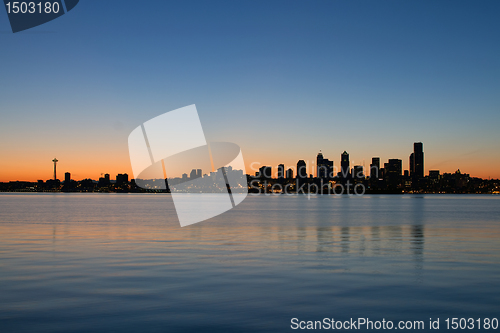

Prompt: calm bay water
xmin=0 ymin=194 xmax=499 ymax=332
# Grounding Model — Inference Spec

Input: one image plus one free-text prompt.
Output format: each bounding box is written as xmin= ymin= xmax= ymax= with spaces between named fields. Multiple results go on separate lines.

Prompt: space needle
xmin=52 ymin=158 xmax=58 ymax=180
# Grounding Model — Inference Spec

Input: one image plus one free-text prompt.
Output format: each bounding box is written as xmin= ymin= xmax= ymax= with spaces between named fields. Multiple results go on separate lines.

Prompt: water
xmin=0 ymin=194 xmax=499 ymax=332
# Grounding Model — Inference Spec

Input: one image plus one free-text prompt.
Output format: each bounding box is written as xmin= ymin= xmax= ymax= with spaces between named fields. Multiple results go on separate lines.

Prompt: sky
xmin=1 ymin=0 xmax=499 ymax=181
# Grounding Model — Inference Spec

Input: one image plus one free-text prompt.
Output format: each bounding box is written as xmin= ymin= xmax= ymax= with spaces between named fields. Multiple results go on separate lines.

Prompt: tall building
xmin=353 ymin=165 xmax=364 ymax=180
xmin=277 ymin=164 xmax=285 ymax=179
xmin=64 ymin=172 xmax=71 ymax=183
xmin=286 ymin=168 xmax=293 ymax=179
xmin=317 ymin=151 xmax=333 ymax=180
xmin=297 ymin=160 xmax=307 ymax=179
xmin=410 ymin=142 xmax=424 ymax=179
xmin=384 ymin=159 xmax=402 ymax=188
xmin=409 ymin=153 xmax=414 ymax=176
xmin=385 ymin=159 xmax=402 ymax=176
xmin=325 ymin=159 xmax=333 ymax=179
xmin=414 ymin=142 xmax=424 ymax=178
xmin=340 ymin=151 xmax=350 ymax=178
xmin=370 ymin=157 xmax=380 ymax=179
xmin=190 ymin=169 xmax=197 ymax=179
xmin=316 ymin=151 xmax=324 ymax=178
xmin=196 ymin=169 xmax=202 ymax=178
xmin=259 ymin=166 xmax=272 ymax=179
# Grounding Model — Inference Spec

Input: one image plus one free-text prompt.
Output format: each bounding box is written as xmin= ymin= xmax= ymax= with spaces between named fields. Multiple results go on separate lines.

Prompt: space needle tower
xmin=52 ymin=158 xmax=58 ymax=180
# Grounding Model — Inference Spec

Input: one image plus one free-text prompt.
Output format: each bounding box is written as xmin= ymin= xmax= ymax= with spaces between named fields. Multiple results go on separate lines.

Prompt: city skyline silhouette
xmin=2 ymin=141 xmax=498 ymax=194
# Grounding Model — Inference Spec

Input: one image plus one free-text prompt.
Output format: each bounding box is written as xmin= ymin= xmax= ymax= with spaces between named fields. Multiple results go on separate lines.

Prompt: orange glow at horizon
xmin=1 ymin=147 xmax=500 ymax=182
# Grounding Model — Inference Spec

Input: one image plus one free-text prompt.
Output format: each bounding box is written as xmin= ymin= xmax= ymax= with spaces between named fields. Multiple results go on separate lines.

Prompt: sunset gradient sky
xmin=1 ymin=0 xmax=499 ymax=182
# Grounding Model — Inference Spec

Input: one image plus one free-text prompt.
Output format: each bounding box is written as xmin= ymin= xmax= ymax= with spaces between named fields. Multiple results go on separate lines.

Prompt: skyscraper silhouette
xmin=409 ymin=153 xmax=414 ymax=177
xmin=317 ymin=151 xmax=333 ymax=180
xmin=316 ymin=151 xmax=324 ymax=178
xmin=297 ymin=160 xmax=307 ymax=179
xmin=340 ymin=151 xmax=350 ymax=178
xmin=259 ymin=166 xmax=272 ymax=179
xmin=353 ymin=165 xmax=364 ymax=180
xmin=384 ymin=159 xmax=402 ymax=189
xmin=278 ymin=164 xmax=285 ymax=179
xmin=410 ymin=142 xmax=424 ymax=179
xmin=414 ymin=142 xmax=424 ymax=178
xmin=370 ymin=157 xmax=380 ymax=179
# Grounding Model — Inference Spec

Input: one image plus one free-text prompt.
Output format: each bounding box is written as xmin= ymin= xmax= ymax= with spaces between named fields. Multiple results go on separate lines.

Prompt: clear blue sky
xmin=1 ymin=0 xmax=499 ymax=181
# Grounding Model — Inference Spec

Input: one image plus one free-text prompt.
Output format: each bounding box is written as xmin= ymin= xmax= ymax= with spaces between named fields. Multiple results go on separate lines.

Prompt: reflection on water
xmin=0 ymin=194 xmax=499 ymax=333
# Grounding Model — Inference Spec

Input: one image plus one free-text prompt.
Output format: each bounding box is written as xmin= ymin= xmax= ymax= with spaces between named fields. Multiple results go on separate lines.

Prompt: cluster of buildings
xmin=0 ymin=172 xmax=134 ymax=193
xmin=1 ymin=142 xmax=499 ymax=194
xmin=0 ymin=165 xmax=246 ymax=193
xmin=250 ymin=142 xmax=499 ymax=194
